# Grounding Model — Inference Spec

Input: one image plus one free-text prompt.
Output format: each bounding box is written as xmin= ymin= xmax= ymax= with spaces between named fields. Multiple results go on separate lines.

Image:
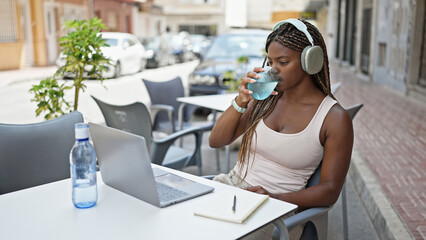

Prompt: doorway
xmin=360 ymin=7 xmax=372 ymax=74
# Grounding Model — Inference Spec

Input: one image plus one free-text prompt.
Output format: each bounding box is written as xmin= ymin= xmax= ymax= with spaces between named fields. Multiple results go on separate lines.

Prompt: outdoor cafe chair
xmin=341 ymin=103 xmax=364 ymax=240
xmin=142 ymin=76 xmax=205 ymax=133
xmin=272 ymin=103 xmax=364 ymax=240
xmin=331 ymin=81 xmax=342 ymax=95
xmin=0 ymin=111 xmax=83 ymax=195
xmin=91 ymin=96 xmax=208 ymax=175
xmin=142 ymin=76 xmax=219 ymax=169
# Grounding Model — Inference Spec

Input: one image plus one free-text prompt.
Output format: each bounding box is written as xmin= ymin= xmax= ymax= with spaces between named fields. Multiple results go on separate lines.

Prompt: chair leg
xmin=272 ymin=219 xmax=291 ymax=240
xmin=216 ymin=148 xmax=221 ymax=172
xmin=198 ymin=164 xmax=202 ymax=176
xmin=342 ymin=181 xmax=349 ymax=240
xmin=311 ymin=214 xmax=328 ymax=240
xmin=225 ymin=145 xmax=230 ymax=173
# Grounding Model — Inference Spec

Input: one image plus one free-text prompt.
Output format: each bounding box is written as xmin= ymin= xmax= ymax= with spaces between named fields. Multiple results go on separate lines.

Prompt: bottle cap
xmin=75 ymin=123 xmax=89 ymax=140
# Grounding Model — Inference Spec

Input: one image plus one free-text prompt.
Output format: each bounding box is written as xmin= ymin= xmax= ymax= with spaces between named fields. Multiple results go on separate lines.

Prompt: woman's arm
xmin=208 ymin=96 xmax=251 ymax=148
xmin=209 ymin=67 xmax=270 ymax=148
xmin=245 ymin=104 xmax=354 ymax=210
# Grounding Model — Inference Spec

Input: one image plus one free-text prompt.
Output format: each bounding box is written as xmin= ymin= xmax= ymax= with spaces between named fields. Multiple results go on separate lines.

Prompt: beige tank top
xmin=234 ymin=96 xmax=338 ymax=194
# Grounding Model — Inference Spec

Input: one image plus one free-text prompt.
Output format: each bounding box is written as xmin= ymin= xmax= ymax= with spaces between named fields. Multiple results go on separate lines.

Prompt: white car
xmin=56 ymin=32 xmax=147 ymax=78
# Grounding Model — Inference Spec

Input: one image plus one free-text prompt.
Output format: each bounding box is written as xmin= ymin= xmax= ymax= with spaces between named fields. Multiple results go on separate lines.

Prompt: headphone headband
xmin=272 ymin=18 xmax=314 ymax=46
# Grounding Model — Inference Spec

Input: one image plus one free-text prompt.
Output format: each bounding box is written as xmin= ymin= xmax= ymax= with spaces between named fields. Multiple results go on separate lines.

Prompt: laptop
xmin=88 ymin=123 xmax=214 ymax=208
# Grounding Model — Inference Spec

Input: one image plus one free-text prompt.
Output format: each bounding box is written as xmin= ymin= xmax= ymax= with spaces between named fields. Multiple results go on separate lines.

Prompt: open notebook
xmin=193 ymin=189 xmax=269 ymax=224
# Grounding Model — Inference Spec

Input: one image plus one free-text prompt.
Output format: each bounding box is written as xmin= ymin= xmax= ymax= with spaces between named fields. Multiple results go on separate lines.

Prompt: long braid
xmin=237 ymin=19 xmax=333 ymax=179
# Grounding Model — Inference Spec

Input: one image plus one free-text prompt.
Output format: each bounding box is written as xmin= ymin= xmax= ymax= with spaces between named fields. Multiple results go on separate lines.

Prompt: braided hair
xmin=237 ymin=19 xmax=334 ymax=180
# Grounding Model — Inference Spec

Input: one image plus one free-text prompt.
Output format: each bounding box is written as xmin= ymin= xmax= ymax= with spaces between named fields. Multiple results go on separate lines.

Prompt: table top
xmin=0 ymin=165 xmax=297 ymax=240
xmin=177 ymin=93 xmax=238 ymax=112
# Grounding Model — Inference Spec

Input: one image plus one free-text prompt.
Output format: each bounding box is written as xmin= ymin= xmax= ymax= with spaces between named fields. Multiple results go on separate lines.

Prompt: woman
xmin=209 ymin=19 xmax=354 ymax=239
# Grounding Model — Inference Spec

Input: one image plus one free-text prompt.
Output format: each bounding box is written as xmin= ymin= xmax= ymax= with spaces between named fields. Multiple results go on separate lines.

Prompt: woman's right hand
xmin=238 ymin=67 xmax=278 ymax=105
xmin=237 ymin=67 xmax=264 ymax=105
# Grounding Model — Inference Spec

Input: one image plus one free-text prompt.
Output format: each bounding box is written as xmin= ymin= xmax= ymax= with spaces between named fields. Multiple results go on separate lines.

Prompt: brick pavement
xmin=330 ymin=62 xmax=426 ymax=240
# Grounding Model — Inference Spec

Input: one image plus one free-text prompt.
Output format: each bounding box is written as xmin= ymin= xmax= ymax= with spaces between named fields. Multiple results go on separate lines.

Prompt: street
xmin=0 ymin=60 xmax=199 ymax=124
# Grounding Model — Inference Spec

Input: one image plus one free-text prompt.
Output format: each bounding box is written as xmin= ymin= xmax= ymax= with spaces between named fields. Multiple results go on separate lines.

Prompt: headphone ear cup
xmin=301 ymin=47 xmax=309 ymax=73
xmin=301 ymin=46 xmax=324 ymax=75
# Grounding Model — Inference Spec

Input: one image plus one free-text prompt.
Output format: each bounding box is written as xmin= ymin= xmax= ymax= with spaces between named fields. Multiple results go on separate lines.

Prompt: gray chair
xmin=341 ymin=103 xmax=363 ymax=240
xmin=0 ymin=111 xmax=83 ymax=195
xmin=142 ymin=77 xmax=219 ymax=170
xmin=142 ymin=77 xmax=201 ymax=133
xmin=92 ymin=96 xmax=208 ymax=175
xmin=331 ymin=81 xmax=342 ymax=95
xmin=272 ymin=103 xmax=364 ymax=240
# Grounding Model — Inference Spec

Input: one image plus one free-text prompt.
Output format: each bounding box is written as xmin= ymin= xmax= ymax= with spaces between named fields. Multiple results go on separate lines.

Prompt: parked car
xmin=168 ymin=31 xmax=196 ymax=63
xmin=140 ymin=36 xmax=176 ymax=68
xmin=189 ymin=34 xmax=211 ymax=58
xmin=56 ymin=32 xmax=147 ymax=78
xmin=188 ymin=29 xmax=270 ymax=95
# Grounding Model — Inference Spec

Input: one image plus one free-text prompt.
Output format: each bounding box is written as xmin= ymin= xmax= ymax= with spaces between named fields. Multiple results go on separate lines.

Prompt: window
xmin=124 ymin=38 xmax=136 ymax=47
xmin=0 ymin=0 xmax=19 ymax=42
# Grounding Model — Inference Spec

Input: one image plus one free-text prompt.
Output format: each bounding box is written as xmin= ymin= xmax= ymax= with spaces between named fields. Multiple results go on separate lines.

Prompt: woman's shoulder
xmin=324 ymin=101 xmax=353 ymax=134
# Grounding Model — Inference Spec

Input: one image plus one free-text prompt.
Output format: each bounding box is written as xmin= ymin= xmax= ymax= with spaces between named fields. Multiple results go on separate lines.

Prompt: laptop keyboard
xmin=156 ymin=182 xmax=189 ymax=202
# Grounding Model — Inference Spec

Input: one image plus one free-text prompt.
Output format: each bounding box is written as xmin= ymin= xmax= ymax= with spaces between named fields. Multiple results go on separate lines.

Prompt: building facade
xmin=317 ymin=0 xmax=426 ymax=102
xmin=0 ymin=0 xmax=162 ymax=71
xmin=132 ymin=1 xmax=166 ymax=38
xmin=93 ymin=0 xmax=137 ymax=34
xmin=155 ymin=0 xmax=225 ymax=36
xmin=0 ymin=0 xmax=90 ymax=70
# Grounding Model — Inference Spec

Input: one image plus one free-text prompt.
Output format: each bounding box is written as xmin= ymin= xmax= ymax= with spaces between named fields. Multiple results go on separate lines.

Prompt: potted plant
xmin=223 ymin=56 xmax=249 ymax=92
xmin=30 ymin=17 xmax=111 ymax=120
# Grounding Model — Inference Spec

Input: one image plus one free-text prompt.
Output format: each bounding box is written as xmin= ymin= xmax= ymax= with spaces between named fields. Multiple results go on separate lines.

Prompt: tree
xmin=30 ymin=17 xmax=111 ymax=120
xmin=224 ymin=56 xmax=250 ymax=91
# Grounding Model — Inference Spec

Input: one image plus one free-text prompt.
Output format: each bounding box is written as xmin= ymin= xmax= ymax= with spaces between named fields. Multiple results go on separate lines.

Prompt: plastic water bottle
xmin=70 ymin=123 xmax=98 ymax=209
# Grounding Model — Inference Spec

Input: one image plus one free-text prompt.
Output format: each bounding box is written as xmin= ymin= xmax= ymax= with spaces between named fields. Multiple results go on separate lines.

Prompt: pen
xmin=232 ymin=195 xmax=236 ymax=213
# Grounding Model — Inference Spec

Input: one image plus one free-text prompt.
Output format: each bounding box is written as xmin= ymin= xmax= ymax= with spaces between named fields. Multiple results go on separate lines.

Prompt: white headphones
xmin=272 ymin=18 xmax=324 ymax=75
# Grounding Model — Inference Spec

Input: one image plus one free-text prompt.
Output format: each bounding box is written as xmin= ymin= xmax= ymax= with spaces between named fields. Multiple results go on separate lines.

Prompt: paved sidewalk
xmin=0 ymin=65 xmax=57 ymax=88
xmin=330 ymin=62 xmax=426 ymax=240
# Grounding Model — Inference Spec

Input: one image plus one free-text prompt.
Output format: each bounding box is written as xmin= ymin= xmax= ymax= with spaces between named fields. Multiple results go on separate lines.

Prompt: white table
xmin=177 ymin=93 xmax=237 ymax=113
xmin=0 ymin=165 xmax=297 ymax=240
xmin=177 ymin=93 xmax=237 ymax=173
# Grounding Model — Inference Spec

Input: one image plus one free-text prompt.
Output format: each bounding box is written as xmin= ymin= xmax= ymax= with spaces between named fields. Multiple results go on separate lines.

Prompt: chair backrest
xmin=142 ymin=77 xmax=185 ymax=123
xmin=91 ymin=96 xmax=153 ymax=151
xmin=306 ymin=162 xmax=322 ymax=188
xmin=331 ymin=82 xmax=342 ymax=95
xmin=0 ymin=111 xmax=83 ymax=194
xmin=346 ymin=103 xmax=364 ymax=120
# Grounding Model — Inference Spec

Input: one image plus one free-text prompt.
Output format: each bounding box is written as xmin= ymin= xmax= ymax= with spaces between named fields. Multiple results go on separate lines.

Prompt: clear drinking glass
xmin=247 ymin=67 xmax=278 ymax=100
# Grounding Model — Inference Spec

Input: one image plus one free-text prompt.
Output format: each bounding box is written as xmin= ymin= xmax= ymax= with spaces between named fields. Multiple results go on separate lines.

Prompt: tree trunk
xmin=73 ymin=68 xmax=84 ymax=110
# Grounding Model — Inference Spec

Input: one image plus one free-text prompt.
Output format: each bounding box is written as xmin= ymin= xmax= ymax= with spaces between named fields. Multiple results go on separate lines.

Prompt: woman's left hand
xmin=244 ymin=186 xmax=270 ymax=195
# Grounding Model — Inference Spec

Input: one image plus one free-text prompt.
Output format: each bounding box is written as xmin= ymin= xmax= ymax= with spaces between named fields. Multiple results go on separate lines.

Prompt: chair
xmin=91 ymin=96 xmax=208 ymax=175
xmin=142 ymin=77 xmax=220 ymax=170
xmin=341 ymin=103 xmax=363 ymax=240
xmin=272 ymin=103 xmax=364 ymax=240
xmin=142 ymin=77 xmax=200 ymax=133
xmin=0 ymin=111 xmax=83 ymax=195
xmin=331 ymin=81 xmax=342 ymax=95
